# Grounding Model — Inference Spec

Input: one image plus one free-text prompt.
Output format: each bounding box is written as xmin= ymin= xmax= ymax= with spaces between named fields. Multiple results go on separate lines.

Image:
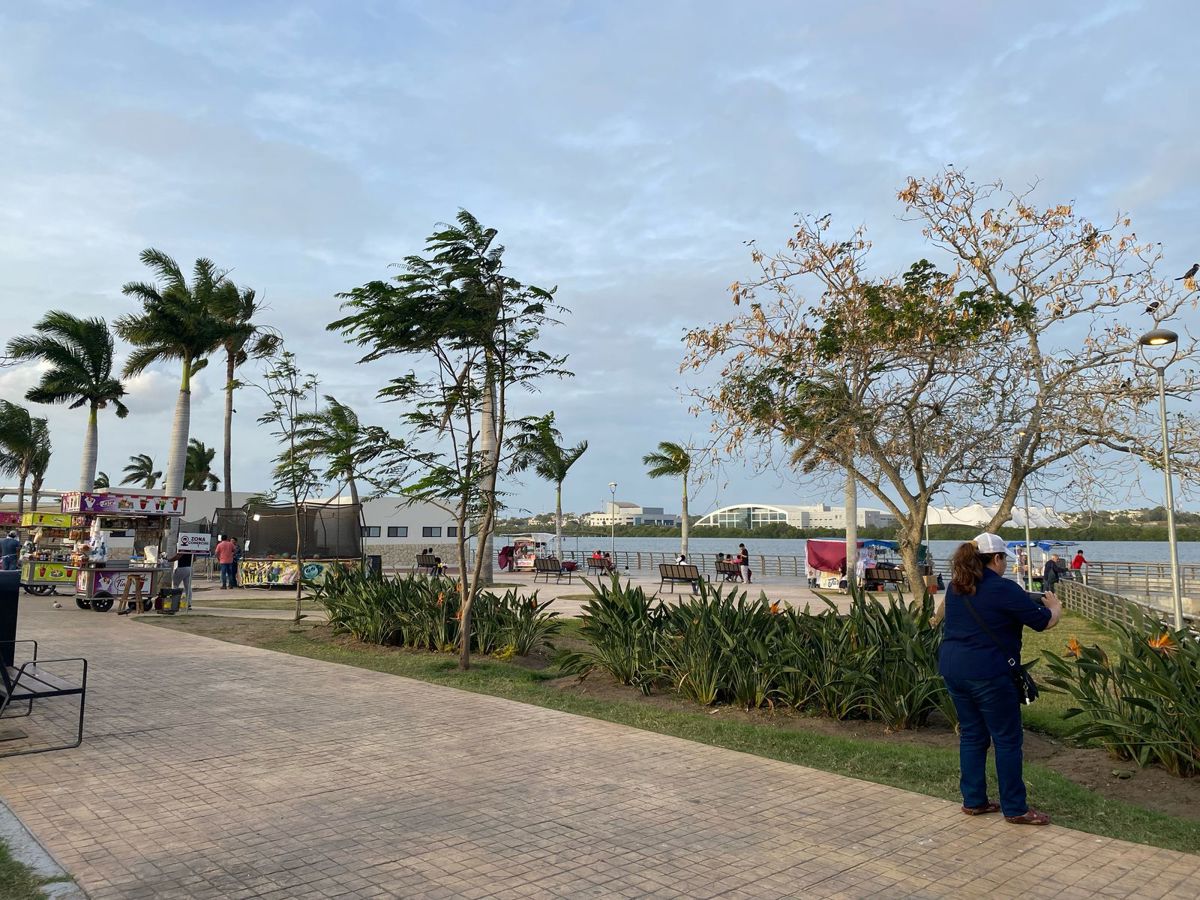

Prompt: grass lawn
xmin=148 ymin=614 xmax=1200 ymax=855
xmin=1021 ymin=611 xmax=1119 ymax=739
xmin=0 ymin=839 xmax=65 ymax=900
xmin=191 ymin=597 xmax=324 ymax=611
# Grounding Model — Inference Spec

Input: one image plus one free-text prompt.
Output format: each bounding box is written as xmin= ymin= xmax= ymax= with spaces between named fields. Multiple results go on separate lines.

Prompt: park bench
xmin=587 ymin=558 xmax=614 ymax=577
xmin=1 ymin=640 xmax=89 ymax=758
xmin=658 ymin=563 xmax=703 ymax=593
xmin=533 ymin=557 xmax=572 ymax=584
xmin=413 ymin=554 xmax=438 ymax=575
xmin=715 ymin=560 xmax=742 ymax=581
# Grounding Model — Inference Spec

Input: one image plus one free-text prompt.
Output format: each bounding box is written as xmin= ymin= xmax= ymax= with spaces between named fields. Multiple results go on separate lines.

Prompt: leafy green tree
xmin=642 ymin=441 xmax=693 ymax=557
xmin=122 ymin=453 xmax=161 ymax=489
xmin=184 ymin=439 xmax=220 ymax=491
xmin=253 ymin=350 xmax=324 ymax=621
xmin=511 ymin=413 xmax=588 ymax=559
xmin=5 ymin=311 xmax=128 ymax=491
xmin=0 ymin=401 xmax=49 ymax=517
xmin=116 ymin=249 xmax=233 ymax=499
xmin=213 ymin=284 xmax=279 ymax=510
xmin=332 ymin=210 xmax=568 ymax=670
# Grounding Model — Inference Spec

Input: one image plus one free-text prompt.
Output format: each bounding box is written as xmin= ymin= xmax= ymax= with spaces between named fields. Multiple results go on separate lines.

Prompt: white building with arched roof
xmin=694 ymin=503 xmax=896 ymax=530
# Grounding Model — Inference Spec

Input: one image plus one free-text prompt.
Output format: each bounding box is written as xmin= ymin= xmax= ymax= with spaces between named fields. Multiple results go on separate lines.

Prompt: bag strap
xmin=962 ymin=595 xmax=1019 ymax=669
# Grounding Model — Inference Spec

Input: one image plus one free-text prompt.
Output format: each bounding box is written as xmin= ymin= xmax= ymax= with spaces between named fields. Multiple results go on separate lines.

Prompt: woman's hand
xmin=1042 ymin=590 xmax=1063 ymax=628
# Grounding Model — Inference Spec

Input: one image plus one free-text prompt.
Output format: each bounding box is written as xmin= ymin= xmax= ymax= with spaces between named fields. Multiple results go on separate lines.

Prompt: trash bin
xmin=366 ymin=555 xmax=383 ymax=578
xmin=155 ymin=588 xmax=185 ymax=615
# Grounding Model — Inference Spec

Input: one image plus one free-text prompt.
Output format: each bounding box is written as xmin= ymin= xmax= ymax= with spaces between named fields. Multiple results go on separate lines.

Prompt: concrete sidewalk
xmin=2 ymin=604 xmax=1197 ymax=898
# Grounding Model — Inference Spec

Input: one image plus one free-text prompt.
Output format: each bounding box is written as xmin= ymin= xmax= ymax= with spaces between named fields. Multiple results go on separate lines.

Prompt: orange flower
xmin=453 ymin=610 xmax=463 ymax=621
xmin=1148 ymin=633 xmax=1176 ymax=653
xmin=769 ymin=601 xmax=781 ymax=615
xmin=436 ymin=592 xmax=445 ymax=607
xmin=1065 ymin=637 xmax=1081 ymax=658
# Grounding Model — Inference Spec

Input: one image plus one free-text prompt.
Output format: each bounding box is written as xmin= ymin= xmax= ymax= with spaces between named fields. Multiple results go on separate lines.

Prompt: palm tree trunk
xmin=680 ymin=475 xmax=689 ymax=557
xmin=476 ymin=379 xmax=497 ymax=587
xmin=163 ymin=359 xmax=192 ymax=497
xmin=79 ymin=403 xmax=99 ymax=492
xmin=223 ymin=352 xmax=235 ymax=511
xmin=555 ymin=481 xmax=563 ymax=560
xmin=349 ymin=476 xmax=365 ymax=564
xmin=31 ymin=475 xmax=41 ymax=512
xmin=16 ymin=470 xmax=28 ymax=519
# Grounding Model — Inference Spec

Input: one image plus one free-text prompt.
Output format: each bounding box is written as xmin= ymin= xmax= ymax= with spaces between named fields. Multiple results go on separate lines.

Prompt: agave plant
xmin=557 ymin=575 xmax=666 ymax=693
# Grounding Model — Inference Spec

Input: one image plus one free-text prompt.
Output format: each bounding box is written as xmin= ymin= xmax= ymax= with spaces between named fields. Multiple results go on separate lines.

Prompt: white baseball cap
xmin=972 ymin=532 xmax=1008 ymax=555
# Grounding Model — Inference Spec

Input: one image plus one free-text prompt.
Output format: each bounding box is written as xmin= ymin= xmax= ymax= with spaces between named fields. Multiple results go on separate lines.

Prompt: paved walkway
xmin=3 ymin=605 xmax=1198 ymax=899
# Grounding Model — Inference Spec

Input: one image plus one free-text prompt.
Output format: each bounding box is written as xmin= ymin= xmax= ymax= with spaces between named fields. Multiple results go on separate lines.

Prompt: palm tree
xmin=94 ymin=471 xmax=110 ymax=490
xmin=5 ymin=311 xmax=128 ymax=491
xmin=122 ymin=453 xmax=161 ymax=489
xmin=643 ymin=441 xmax=693 ymax=556
xmin=213 ymin=283 xmax=278 ymax=510
xmin=116 ymin=249 xmax=233 ymax=498
xmin=295 ymin=396 xmax=369 ymax=512
xmin=28 ymin=421 xmax=52 ymax=511
xmin=184 ymin=439 xmax=220 ymax=491
xmin=0 ymin=401 xmax=49 ymax=517
xmin=511 ymin=413 xmax=588 ymax=560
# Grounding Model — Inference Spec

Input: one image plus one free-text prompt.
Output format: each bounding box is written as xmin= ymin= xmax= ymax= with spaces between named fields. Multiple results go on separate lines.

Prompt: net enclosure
xmin=245 ymin=501 xmax=362 ymax=559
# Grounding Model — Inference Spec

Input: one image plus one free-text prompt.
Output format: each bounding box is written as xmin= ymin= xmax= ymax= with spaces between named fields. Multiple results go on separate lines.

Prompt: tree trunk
xmin=844 ymin=462 xmax=858 ymax=591
xmin=899 ymin=521 xmax=927 ymax=599
xmin=16 ymin=470 xmax=27 ymax=519
xmin=78 ymin=404 xmax=99 ymax=492
xmin=162 ymin=359 xmax=193 ymax=556
xmin=30 ymin=475 xmax=41 ymax=512
xmin=163 ymin=359 xmax=192 ymax=497
xmin=555 ymin=481 xmax=563 ymax=560
xmin=680 ymin=474 xmax=690 ymax=557
xmin=455 ymin=502 xmax=473 ymax=670
xmin=223 ymin=353 xmax=235 ymax=511
xmin=349 ymin=476 xmax=366 ymax=564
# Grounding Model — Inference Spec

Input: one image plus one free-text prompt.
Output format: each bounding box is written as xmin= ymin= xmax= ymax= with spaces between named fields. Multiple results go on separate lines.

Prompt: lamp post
xmin=1138 ymin=328 xmax=1184 ymax=629
xmin=608 ymin=481 xmax=617 ymax=564
xmin=1016 ymin=430 xmax=1034 ymax=591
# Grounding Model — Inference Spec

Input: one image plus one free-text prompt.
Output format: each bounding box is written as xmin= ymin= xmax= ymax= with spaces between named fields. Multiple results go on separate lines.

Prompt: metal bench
xmin=1 ymin=640 xmax=88 ymax=758
xmin=413 ymin=554 xmax=438 ymax=575
xmin=658 ymin=563 xmax=703 ymax=593
xmin=587 ymin=558 xmax=614 ymax=577
xmin=533 ymin=557 xmax=572 ymax=584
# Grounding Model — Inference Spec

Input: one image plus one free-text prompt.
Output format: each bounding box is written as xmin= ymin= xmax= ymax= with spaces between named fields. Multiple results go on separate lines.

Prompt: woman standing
xmin=939 ymin=533 xmax=1061 ymax=825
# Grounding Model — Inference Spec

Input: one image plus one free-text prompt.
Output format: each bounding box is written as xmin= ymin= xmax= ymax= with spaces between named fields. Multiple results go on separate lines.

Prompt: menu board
xmin=20 ymin=511 xmax=72 ymax=528
xmin=60 ymin=492 xmax=186 ymax=517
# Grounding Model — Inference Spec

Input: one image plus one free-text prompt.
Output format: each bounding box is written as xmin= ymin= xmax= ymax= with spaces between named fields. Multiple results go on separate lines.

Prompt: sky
xmin=2 ymin=0 xmax=1198 ymax=519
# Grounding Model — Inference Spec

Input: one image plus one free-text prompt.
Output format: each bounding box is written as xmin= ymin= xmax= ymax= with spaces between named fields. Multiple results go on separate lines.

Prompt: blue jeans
xmin=943 ymin=674 xmax=1027 ymax=817
xmin=220 ymin=562 xmax=236 ymax=588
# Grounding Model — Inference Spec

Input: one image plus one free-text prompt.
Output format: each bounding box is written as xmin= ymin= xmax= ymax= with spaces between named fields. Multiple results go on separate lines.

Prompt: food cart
xmin=502 ymin=533 xmax=556 ymax=572
xmin=238 ymin=501 xmax=361 ymax=589
xmin=17 ymin=511 xmax=75 ymax=595
xmin=805 ymin=538 xmax=930 ymax=592
xmin=59 ymin=491 xmax=184 ymax=612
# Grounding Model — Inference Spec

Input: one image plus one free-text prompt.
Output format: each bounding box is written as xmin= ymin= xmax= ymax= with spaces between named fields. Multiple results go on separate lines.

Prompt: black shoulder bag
xmin=962 ymin=596 xmax=1040 ymax=705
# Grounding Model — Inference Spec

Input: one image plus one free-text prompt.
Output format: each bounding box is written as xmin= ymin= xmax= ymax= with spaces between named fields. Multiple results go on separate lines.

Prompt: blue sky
xmin=2 ymin=0 xmax=1197 ymax=517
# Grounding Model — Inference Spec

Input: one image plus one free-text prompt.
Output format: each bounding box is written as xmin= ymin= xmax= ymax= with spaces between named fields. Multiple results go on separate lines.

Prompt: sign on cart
xmin=178 ymin=533 xmax=212 ymax=554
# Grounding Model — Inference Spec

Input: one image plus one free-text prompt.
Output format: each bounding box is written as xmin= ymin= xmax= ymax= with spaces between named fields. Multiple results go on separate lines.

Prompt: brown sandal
xmin=1005 ymin=809 xmax=1051 ymax=826
xmin=962 ymin=802 xmax=1001 ymax=816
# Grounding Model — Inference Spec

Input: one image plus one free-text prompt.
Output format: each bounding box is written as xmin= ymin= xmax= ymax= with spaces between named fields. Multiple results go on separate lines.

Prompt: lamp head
xmin=1139 ymin=328 xmax=1178 ymax=348
xmin=608 ymin=481 xmax=617 ymax=492
xmin=1137 ymin=327 xmax=1180 ymax=368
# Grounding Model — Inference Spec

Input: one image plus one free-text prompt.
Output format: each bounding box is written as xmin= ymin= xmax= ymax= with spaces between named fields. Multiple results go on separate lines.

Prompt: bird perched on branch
xmin=1146 ymin=299 xmax=1161 ymax=315
xmin=1176 ymin=263 xmax=1199 ymax=281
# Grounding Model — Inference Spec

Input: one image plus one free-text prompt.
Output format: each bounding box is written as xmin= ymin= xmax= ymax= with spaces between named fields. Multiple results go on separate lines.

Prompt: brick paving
xmin=2 ymin=604 xmax=1198 ymax=899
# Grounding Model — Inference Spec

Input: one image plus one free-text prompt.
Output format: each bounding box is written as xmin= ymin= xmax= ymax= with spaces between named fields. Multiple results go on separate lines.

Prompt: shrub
xmin=1042 ymin=609 xmax=1200 ymax=777
xmin=557 ymin=575 xmax=666 ymax=693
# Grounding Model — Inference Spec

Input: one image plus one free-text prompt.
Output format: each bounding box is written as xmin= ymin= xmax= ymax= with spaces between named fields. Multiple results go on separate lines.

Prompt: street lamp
xmin=608 ymin=481 xmax=618 ymax=563
xmin=1138 ymin=328 xmax=1184 ymax=628
xmin=1017 ymin=430 xmax=1034 ymax=591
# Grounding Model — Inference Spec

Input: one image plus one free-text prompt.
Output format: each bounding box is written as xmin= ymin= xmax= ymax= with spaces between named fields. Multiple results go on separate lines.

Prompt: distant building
xmin=927 ymin=504 xmax=1068 ymax=529
xmin=581 ymin=501 xmax=679 ymax=527
xmin=693 ymin=503 xmax=896 ymax=530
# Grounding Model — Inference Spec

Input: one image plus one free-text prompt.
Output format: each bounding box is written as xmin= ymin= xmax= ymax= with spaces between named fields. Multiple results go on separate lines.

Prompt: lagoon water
xmin=498 ymin=534 xmax=1200 ymax=566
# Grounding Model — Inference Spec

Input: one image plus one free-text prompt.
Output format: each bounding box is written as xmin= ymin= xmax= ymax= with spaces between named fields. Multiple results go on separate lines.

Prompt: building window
xmin=387 ymin=526 xmax=408 ymax=538
xmin=447 ymin=526 xmax=458 ymax=538
xmin=361 ymin=526 xmax=381 ymax=538
xmin=422 ymin=526 xmax=442 ymax=538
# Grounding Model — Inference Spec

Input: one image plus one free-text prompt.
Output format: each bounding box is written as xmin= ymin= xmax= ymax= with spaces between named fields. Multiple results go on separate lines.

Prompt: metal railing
xmin=557 ymin=550 xmax=809 ymax=578
xmin=1056 ymin=579 xmax=1197 ymax=630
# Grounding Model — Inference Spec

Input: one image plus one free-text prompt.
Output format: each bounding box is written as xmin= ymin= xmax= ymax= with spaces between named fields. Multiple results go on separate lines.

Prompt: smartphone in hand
xmin=1027 ymin=591 xmax=1046 ymax=606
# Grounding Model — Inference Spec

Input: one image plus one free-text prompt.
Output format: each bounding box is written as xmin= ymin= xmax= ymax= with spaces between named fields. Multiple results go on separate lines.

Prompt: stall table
xmin=69 ymin=564 xmax=170 ymax=612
